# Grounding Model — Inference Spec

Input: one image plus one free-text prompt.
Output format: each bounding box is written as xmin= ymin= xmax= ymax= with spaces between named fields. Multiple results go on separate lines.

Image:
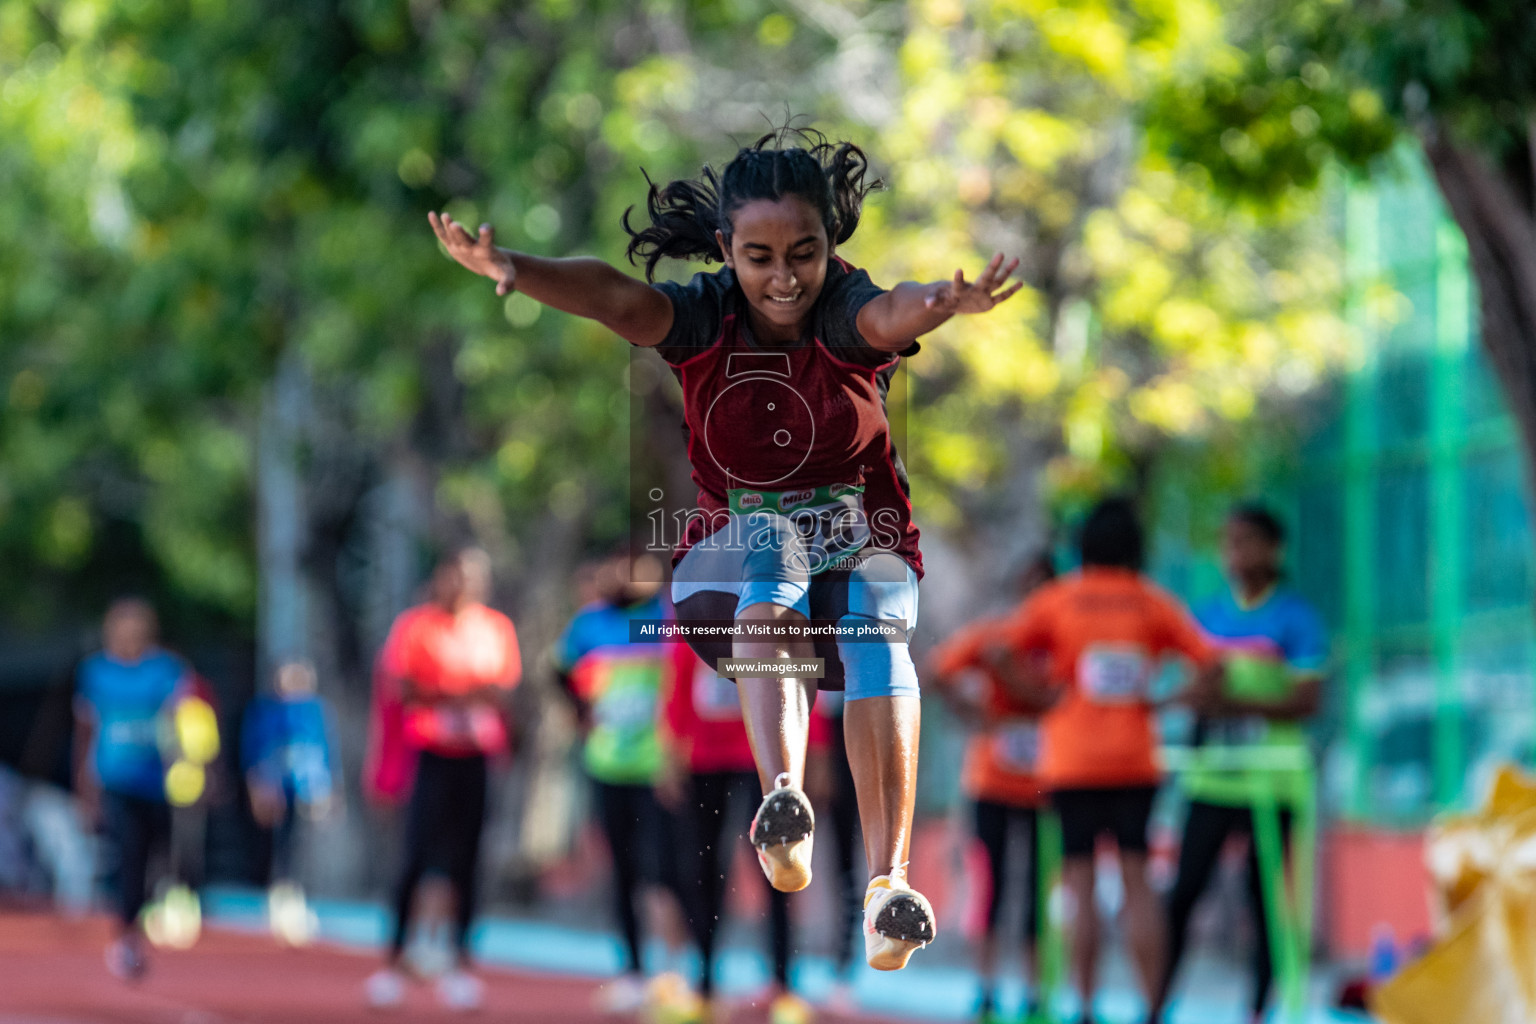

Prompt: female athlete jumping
xmin=430 ymin=130 xmax=1019 ymax=970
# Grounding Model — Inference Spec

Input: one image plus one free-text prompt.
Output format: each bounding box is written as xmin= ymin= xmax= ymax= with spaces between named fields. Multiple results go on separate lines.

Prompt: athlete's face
xmin=1221 ymin=518 xmax=1280 ymax=582
xmin=717 ymin=196 xmax=830 ymax=342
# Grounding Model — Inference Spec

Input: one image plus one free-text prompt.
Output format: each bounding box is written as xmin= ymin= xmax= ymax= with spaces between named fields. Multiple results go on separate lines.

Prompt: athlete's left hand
xmin=924 ymin=253 xmax=1023 ymax=314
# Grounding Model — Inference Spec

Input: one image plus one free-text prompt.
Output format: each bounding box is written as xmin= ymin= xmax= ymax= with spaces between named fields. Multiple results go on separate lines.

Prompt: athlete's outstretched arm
xmin=429 ymin=212 xmax=674 ymax=347
xmin=856 ymin=253 xmax=1023 ymax=352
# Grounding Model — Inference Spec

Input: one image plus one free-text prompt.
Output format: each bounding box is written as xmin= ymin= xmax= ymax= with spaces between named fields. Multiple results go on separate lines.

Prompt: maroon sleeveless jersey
xmin=650 ymin=259 xmax=923 ymax=577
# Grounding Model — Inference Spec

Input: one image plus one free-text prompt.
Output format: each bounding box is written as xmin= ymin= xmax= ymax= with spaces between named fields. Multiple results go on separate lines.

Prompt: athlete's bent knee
xmin=838 ymin=614 xmax=920 ymax=701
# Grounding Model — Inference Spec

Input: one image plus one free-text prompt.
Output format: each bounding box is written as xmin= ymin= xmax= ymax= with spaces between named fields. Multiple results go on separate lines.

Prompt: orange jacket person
xmin=994 ymin=500 xmax=1219 ymax=1024
xmin=365 ymin=548 xmax=520 ymax=1013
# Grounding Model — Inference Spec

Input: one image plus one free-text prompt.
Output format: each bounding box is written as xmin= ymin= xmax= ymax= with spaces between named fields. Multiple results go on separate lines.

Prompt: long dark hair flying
xmin=623 ymin=128 xmax=883 ymax=282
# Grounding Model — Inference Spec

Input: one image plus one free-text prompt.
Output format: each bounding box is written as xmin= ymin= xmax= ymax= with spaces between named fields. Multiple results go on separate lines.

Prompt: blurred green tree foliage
xmin=1144 ymin=0 xmax=1536 ymax=529
xmin=0 ymin=0 xmax=806 ymax=639
xmin=0 ymin=0 xmax=1363 ymax=640
xmin=820 ymin=0 xmax=1352 ymax=531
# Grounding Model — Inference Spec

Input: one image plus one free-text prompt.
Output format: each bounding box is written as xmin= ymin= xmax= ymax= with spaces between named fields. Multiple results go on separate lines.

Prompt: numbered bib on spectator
xmin=593 ymin=688 xmax=657 ymax=731
xmin=1078 ymin=644 xmax=1151 ymax=704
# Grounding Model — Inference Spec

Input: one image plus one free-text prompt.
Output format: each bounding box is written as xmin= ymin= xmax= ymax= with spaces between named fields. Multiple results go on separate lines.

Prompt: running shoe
xmin=750 ymin=773 xmax=815 ymax=893
xmin=642 ymin=973 xmax=706 ymax=1024
xmin=652 ymin=997 xmax=715 ymax=1024
xmin=405 ymin=920 xmax=456 ymax=979
xmin=594 ymin=973 xmax=648 ymax=1014
xmin=143 ymin=882 xmax=202 ymax=949
xmin=268 ymin=881 xmax=318 ymax=948
xmin=436 ymin=969 xmax=485 ymax=1012
xmin=104 ymin=937 xmax=147 ymax=981
xmin=768 ymin=992 xmax=813 ymax=1024
xmin=364 ymin=967 xmax=407 ymax=1009
xmin=861 ymin=874 xmax=936 ymax=971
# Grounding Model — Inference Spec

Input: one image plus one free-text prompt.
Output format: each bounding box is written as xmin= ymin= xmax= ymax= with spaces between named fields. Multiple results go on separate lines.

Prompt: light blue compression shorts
xmin=670 ymin=512 xmax=920 ymax=701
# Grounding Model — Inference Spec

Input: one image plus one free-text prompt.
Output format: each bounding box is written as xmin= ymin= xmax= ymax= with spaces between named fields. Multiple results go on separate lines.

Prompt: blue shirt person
xmin=72 ymin=598 xmax=191 ymax=979
xmin=242 ymin=660 xmax=338 ymax=817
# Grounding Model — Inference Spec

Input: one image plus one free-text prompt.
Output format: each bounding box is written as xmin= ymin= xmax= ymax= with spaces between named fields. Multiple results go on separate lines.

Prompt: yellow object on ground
xmin=769 ymin=992 xmax=813 ymax=1024
xmin=1372 ymin=765 xmax=1536 ymax=1023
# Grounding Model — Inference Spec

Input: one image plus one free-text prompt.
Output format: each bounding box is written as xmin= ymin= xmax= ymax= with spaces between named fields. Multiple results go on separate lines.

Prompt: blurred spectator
xmin=994 ymin=499 xmax=1220 ymax=1022
xmin=242 ymin=658 xmax=340 ymax=947
xmin=365 ymin=548 xmax=521 ymax=1012
xmin=73 ymin=597 xmax=195 ymax=980
xmin=1152 ymin=504 xmax=1328 ymax=1024
xmin=555 ymin=550 xmax=692 ymax=1013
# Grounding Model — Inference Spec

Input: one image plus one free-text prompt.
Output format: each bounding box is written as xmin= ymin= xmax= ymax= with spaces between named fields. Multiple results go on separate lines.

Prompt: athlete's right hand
xmin=429 ymin=212 xmax=517 ymax=296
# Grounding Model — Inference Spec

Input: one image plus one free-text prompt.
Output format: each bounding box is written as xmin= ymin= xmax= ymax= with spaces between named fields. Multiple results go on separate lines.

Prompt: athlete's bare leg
xmin=734 ymin=602 xmax=819 ymax=894
xmin=733 ymin=602 xmax=816 ymax=792
xmin=842 ymin=695 xmax=920 ymax=881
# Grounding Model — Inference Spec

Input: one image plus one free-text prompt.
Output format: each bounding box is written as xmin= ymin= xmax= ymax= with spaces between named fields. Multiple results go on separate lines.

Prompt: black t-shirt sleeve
xmin=651 ymin=269 xmax=732 ymax=365
xmin=816 ymin=262 xmax=920 ymax=363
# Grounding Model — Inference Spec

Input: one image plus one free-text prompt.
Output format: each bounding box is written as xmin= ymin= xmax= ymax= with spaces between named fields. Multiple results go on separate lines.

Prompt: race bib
xmin=991 ymin=720 xmax=1040 ymax=773
xmin=692 ymin=662 xmax=743 ymax=721
xmin=729 ymin=483 xmax=870 ymax=575
xmin=105 ymin=718 xmax=160 ymax=751
xmin=593 ymin=688 xmax=658 ymax=731
xmin=1078 ymin=644 xmax=1151 ymax=704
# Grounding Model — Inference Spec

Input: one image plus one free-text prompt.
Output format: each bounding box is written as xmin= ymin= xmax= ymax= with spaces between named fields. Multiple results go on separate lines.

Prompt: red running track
xmin=0 ymin=912 xmax=891 ymax=1024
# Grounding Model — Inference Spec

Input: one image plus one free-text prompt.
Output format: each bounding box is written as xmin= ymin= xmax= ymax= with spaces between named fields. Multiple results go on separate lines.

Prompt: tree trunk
xmin=256 ymin=353 xmax=312 ymax=683
xmin=1422 ymin=130 xmax=1536 ymax=547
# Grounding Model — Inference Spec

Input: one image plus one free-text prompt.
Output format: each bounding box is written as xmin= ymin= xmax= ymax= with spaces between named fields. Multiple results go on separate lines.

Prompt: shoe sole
xmin=751 ymin=789 xmax=814 ymax=893
xmin=867 ymin=891 xmax=936 ymax=971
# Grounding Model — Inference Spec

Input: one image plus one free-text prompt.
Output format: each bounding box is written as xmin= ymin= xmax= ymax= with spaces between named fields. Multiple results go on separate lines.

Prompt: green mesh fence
xmin=1152 ymin=150 xmax=1536 ymax=828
